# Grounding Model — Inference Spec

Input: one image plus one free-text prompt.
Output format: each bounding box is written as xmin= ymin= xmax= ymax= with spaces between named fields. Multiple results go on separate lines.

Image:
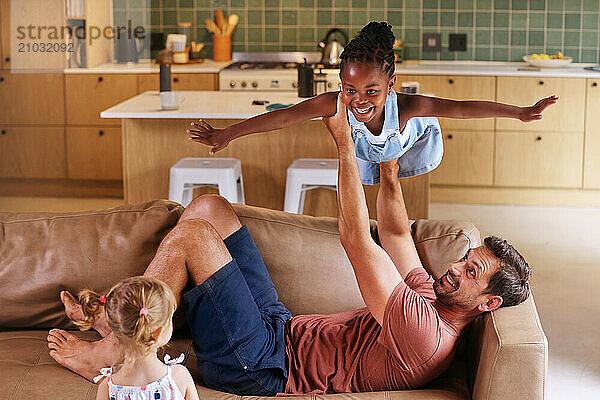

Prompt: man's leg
xmin=180 ymin=195 xmax=286 ymax=312
xmin=48 ymin=217 xmax=234 ymax=381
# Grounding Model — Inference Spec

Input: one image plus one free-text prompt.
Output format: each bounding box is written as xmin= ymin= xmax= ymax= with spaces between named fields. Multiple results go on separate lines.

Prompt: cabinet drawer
xmin=66 ymin=127 xmax=122 ymax=180
xmin=496 ymin=77 xmax=585 ymax=132
xmin=0 ymin=126 xmax=66 ymax=178
xmin=1 ymin=0 xmax=10 ymax=70
xmin=0 ymin=73 xmax=65 ymax=124
xmin=138 ymin=73 xmax=218 ymax=93
xmin=66 ymin=74 xmax=138 ymax=125
xmin=430 ymin=131 xmax=494 ymax=186
xmin=494 ymin=132 xmax=583 ymax=188
xmin=396 ymin=74 xmax=496 ymax=131
xmin=584 ymin=79 xmax=600 ymax=189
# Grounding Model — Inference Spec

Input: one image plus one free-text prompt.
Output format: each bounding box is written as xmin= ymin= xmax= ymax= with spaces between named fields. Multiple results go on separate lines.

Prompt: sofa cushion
xmin=231 ymin=205 xmax=480 ymax=317
xmin=0 ymin=200 xmax=183 ymax=330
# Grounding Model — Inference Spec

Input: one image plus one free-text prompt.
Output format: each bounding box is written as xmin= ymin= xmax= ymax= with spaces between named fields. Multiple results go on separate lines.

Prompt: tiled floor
xmin=1 ymin=197 xmax=598 ymax=398
xmin=430 ymin=203 xmax=600 ymax=400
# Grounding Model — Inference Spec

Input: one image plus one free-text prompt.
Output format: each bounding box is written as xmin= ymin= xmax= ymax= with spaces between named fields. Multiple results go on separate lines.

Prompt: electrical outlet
xmin=449 ymin=33 xmax=467 ymax=51
xmin=422 ymin=33 xmax=442 ymax=52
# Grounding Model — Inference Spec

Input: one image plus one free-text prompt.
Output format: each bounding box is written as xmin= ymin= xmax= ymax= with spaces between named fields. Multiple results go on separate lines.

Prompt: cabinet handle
xmin=98 ymin=76 xmax=103 ymax=82
xmin=99 ymin=130 xmax=104 ymax=136
xmin=0 ymin=77 xmax=4 ymax=82
xmin=1 ymin=129 xmax=6 ymax=135
xmin=536 ymin=136 xmax=542 ymax=141
xmin=173 ymin=77 xmax=179 ymax=82
xmin=4 ymin=57 xmax=9 ymax=63
xmin=539 ymin=80 xmax=544 ymax=85
xmin=448 ymin=79 xmax=454 ymax=84
xmin=593 ymin=82 xmax=598 ymax=87
xmin=447 ymin=134 xmax=453 ymax=139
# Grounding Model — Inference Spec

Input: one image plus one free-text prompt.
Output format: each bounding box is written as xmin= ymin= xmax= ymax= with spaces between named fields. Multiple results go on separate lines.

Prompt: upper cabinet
xmin=496 ymin=77 xmax=586 ymax=133
xmin=584 ymin=79 xmax=600 ymax=189
xmin=395 ymin=74 xmax=496 ymax=131
xmin=65 ymin=74 xmax=138 ymax=125
xmin=1 ymin=0 xmax=10 ymax=70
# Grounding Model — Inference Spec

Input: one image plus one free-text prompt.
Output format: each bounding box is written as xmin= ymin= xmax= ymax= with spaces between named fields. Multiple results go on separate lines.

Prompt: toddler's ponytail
xmin=74 ymin=289 xmax=106 ymax=331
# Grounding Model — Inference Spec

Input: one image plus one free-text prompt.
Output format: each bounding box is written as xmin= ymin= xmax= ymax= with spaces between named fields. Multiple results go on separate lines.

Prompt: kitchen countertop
xmin=64 ymin=59 xmax=231 ymax=74
xmin=66 ymin=59 xmax=600 ymax=77
xmin=394 ymin=61 xmax=600 ymax=78
xmin=101 ymin=91 xmax=308 ymax=119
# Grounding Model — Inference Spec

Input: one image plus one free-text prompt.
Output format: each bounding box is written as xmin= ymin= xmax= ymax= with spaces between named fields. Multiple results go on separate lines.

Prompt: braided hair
xmin=340 ymin=22 xmax=396 ymax=79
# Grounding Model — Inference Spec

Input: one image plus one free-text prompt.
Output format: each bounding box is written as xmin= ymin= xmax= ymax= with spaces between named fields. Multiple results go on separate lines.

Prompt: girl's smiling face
xmin=339 ymin=61 xmax=396 ymax=126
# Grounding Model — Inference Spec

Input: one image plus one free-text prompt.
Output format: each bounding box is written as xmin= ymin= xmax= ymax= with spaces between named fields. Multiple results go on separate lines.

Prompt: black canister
xmin=297 ymin=58 xmax=315 ymax=98
xmin=160 ymin=64 xmax=172 ymax=92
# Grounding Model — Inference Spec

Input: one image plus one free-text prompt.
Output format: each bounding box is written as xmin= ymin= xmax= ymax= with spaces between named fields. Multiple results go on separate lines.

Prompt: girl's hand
xmin=187 ymin=120 xmax=231 ymax=155
xmin=323 ymin=93 xmax=352 ymax=145
xmin=519 ymin=95 xmax=559 ymax=122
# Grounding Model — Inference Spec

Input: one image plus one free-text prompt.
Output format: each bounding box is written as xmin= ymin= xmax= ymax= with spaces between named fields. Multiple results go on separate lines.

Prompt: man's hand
xmin=519 ymin=95 xmax=559 ymax=122
xmin=187 ymin=120 xmax=231 ymax=155
xmin=323 ymin=93 xmax=352 ymax=146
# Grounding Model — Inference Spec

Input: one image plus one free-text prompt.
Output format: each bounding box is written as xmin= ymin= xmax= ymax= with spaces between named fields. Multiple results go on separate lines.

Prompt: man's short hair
xmin=483 ymin=236 xmax=531 ymax=307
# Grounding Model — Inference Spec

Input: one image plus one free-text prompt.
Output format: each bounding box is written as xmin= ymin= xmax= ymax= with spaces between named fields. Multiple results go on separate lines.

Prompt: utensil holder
xmin=213 ymin=35 xmax=231 ymax=61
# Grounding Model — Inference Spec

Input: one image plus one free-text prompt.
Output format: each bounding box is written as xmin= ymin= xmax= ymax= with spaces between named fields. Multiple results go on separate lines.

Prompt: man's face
xmin=339 ymin=62 xmax=395 ymax=125
xmin=433 ymin=246 xmax=501 ymax=312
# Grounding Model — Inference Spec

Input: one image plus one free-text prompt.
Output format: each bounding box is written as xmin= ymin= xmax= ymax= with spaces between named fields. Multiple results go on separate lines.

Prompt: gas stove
xmin=219 ymin=52 xmax=341 ymax=93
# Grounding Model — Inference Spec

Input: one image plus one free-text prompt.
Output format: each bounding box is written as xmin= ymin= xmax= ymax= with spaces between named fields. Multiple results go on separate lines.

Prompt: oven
xmin=219 ymin=52 xmax=341 ymax=95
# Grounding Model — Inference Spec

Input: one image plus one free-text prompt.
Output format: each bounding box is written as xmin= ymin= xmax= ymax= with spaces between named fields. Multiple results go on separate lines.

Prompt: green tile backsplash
xmin=114 ymin=0 xmax=600 ymax=63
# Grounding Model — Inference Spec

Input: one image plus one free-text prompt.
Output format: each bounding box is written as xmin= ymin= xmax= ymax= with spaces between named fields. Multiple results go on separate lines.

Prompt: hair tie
xmin=99 ymin=295 xmax=106 ymax=304
xmin=139 ymin=307 xmax=148 ymax=317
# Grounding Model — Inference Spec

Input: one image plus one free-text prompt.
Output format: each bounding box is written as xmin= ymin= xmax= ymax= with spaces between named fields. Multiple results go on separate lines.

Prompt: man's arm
xmin=376 ymin=160 xmax=423 ymax=279
xmin=400 ymin=93 xmax=558 ymax=122
xmin=323 ymin=94 xmax=402 ymax=325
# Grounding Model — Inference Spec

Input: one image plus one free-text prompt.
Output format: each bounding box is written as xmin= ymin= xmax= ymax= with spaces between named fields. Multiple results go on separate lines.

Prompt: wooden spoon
xmin=215 ymin=9 xmax=227 ymax=34
xmin=226 ymin=14 xmax=239 ymax=36
xmin=205 ymin=18 xmax=220 ymax=35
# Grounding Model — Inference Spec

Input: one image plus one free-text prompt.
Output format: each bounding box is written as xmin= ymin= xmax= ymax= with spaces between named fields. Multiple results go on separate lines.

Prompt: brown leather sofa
xmin=0 ymin=200 xmax=547 ymax=399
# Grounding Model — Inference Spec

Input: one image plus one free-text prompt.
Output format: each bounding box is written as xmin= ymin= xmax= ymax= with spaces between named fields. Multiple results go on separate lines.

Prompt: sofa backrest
xmin=232 ymin=204 xmax=481 ymax=316
xmin=0 ymin=200 xmax=183 ymax=330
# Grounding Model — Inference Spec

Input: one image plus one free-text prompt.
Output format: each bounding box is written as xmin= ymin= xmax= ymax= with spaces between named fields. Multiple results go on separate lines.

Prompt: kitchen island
xmin=101 ymin=91 xmax=430 ymax=219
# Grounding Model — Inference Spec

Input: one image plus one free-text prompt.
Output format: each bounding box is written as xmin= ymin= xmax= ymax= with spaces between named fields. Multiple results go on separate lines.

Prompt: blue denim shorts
xmin=183 ymin=225 xmax=292 ymax=396
xmin=356 ymin=121 xmax=444 ymax=185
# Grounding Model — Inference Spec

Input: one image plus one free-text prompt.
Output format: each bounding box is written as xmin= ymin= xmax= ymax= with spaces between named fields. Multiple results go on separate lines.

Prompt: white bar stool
xmin=283 ymin=158 xmax=338 ymax=214
xmin=169 ymin=157 xmax=245 ymax=207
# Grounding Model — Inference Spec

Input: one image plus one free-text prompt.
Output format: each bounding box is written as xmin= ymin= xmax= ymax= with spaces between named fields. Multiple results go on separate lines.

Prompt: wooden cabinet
xmin=66 ymin=127 xmax=122 ymax=180
xmin=0 ymin=126 xmax=66 ymax=178
xmin=65 ymin=74 xmax=138 ymax=125
xmin=494 ymin=131 xmax=583 ymax=188
xmin=0 ymin=73 xmax=65 ymax=124
xmin=395 ymin=74 xmax=496 ymax=131
xmin=430 ymin=131 xmax=494 ymax=186
xmin=496 ymin=77 xmax=586 ymax=132
xmin=584 ymin=79 xmax=600 ymax=189
xmin=1 ymin=0 xmax=10 ymax=70
xmin=137 ymin=73 xmax=218 ymax=93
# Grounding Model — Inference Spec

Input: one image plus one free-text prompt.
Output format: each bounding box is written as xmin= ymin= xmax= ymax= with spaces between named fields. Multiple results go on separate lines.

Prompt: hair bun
xmin=359 ymin=21 xmax=395 ymax=50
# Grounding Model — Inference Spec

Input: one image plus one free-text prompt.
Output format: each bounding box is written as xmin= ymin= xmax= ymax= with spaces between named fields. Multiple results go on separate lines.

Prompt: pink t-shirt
xmin=283 ymin=268 xmax=460 ymax=395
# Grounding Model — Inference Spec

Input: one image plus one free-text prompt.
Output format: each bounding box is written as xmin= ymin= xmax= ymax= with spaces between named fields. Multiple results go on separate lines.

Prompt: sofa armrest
xmin=468 ymin=294 xmax=547 ymax=400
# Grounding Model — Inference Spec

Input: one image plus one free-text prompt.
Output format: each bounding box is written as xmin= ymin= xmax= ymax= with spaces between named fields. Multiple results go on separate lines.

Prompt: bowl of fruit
xmin=523 ymin=52 xmax=573 ymax=68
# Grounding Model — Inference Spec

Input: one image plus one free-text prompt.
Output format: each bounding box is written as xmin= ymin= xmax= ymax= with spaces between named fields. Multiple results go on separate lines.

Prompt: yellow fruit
xmin=540 ymin=54 xmax=551 ymax=60
xmin=555 ymin=51 xmax=563 ymax=59
xmin=530 ymin=54 xmax=541 ymax=59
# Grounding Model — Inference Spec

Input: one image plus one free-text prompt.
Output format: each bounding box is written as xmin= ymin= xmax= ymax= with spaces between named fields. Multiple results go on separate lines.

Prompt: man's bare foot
xmin=60 ymin=291 xmax=112 ymax=337
xmin=47 ymin=329 xmax=119 ymax=382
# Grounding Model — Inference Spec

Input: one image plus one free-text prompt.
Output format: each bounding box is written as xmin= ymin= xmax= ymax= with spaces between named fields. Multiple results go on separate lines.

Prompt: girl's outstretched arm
xmin=400 ymin=93 xmax=558 ymax=123
xmin=188 ymin=91 xmax=338 ymax=154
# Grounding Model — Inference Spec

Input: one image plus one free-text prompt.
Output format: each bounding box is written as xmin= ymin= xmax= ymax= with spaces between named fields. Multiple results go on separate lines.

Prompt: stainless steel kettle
xmin=318 ymin=28 xmax=348 ymax=65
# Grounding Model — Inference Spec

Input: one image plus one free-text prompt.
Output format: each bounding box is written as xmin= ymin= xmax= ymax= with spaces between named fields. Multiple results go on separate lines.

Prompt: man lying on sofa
xmin=47 ymin=94 xmax=531 ymax=395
